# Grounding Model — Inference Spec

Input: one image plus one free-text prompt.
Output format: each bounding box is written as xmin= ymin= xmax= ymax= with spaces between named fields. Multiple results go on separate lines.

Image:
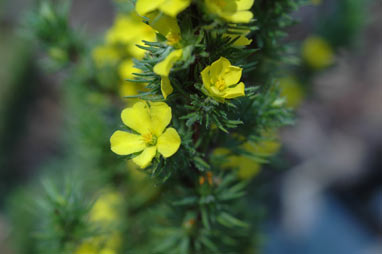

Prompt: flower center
xmin=142 ymin=133 xmax=157 ymax=146
xmin=166 ymin=32 xmax=181 ymax=46
xmin=215 ymin=79 xmax=226 ymax=91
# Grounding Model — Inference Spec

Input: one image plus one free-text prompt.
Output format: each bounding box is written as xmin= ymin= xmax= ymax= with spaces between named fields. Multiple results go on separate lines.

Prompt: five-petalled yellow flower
xmin=201 ymin=57 xmax=245 ymax=102
xmin=110 ymin=101 xmax=181 ymax=168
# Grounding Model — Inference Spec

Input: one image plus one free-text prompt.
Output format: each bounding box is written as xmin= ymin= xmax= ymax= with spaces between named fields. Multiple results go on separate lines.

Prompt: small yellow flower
xmin=147 ymin=13 xmax=182 ymax=46
xmin=119 ymin=59 xmax=141 ymax=80
xmin=279 ymin=76 xmax=304 ymax=108
xmin=204 ymin=0 xmax=254 ymax=23
xmin=213 ymin=131 xmax=280 ymax=179
xmin=201 ymin=57 xmax=245 ymax=102
xmin=89 ymin=191 xmax=123 ymax=223
xmin=153 ymin=49 xmax=183 ymax=99
xmin=136 ymin=0 xmax=191 ymax=18
xmin=213 ymin=147 xmax=261 ymax=180
xmin=92 ymin=45 xmax=120 ymax=67
xmin=76 ymin=191 xmax=123 ymax=254
xmin=302 ymin=36 xmax=334 ymax=69
xmin=118 ymin=60 xmax=147 ymax=100
xmin=106 ymin=14 xmax=156 ymax=59
xmin=110 ymin=101 xmax=181 ymax=168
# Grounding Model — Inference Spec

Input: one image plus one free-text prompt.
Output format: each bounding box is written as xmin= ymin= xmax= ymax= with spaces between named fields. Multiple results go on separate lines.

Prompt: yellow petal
xmin=147 ymin=13 xmax=180 ymax=37
xmin=135 ymin=0 xmax=163 ymax=16
xmin=210 ymin=57 xmax=231 ymax=81
xmin=236 ymin=0 xmax=255 ymax=11
xmin=224 ymin=82 xmax=245 ymax=98
xmin=159 ymin=0 xmax=191 ymax=17
xmin=237 ymin=160 xmax=261 ymax=180
xmin=119 ymin=60 xmax=141 ymax=80
xmin=92 ymin=46 xmax=119 ymax=67
xmin=149 ymin=101 xmax=172 ymax=136
xmin=231 ymin=35 xmax=252 ymax=47
xmin=160 ymin=76 xmax=174 ymax=99
xmin=223 ymin=11 xmax=253 ymax=23
xmin=121 ymin=102 xmax=151 ymax=134
xmin=201 ymin=66 xmax=212 ymax=89
xmin=153 ymin=49 xmax=183 ymax=76
xmin=132 ymin=146 xmax=157 ymax=168
xmin=223 ymin=66 xmax=242 ymax=86
xmin=110 ymin=131 xmax=145 ymax=155
xmin=157 ymin=127 xmax=181 ymax=158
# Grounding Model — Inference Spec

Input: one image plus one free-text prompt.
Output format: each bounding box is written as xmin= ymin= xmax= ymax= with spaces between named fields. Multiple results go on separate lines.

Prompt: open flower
xmin=201 ymin=57 xmax=245 ymax=102
xmin=302 ymin=36 xmax=334 ymax=70
xmin=110 ymin=101 xmax=181 ymax=168
xmin=136 ymin=0 xmax=191 ymax=18
xmin=153 ymin=49 xmax=183 ymax=99
xmin=204 ymin=0 xmax=254 ymax=23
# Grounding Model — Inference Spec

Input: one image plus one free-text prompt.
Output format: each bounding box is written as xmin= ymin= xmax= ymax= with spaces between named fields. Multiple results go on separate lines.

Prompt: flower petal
xmin=132 ymin=146 xmax=157 ymax=168
xmin=160 ymin=76 xmax=174 ymax=100
xmin=210 ymin=57 xmax=231 ymax=81
xmin=110 ymin=131 xmax=145 ymax=155
xmin=136 ymin=0 xmax=163 ymax=16
xmin=224 ymin=82 xmax=245 ymax=99
xmin=159 ymin=0 xmax=191 ymax=17
xmin=223 ymin=11 xmax=253 ymax=23
xmin=153 ymin=49 xmax=183 ymax=77
xmin=236 ymin=0 xmax=255 ymax=11
xmin=149 ymin=101 xmax=172 ymax=136
xmin=121 ymin=102 xmax=151 ymax=134
xmin=201 ymin=66 xmax=212 ymax=89
xmin=148 ymin=14 xmax=181 ymax=40
xmin=224 ymin=66 xmax=242 ymax=86
xmin=157 ymin=128 xmax=181 ymax=158
xmin=119 ymin=59 xmax=141 ymax=80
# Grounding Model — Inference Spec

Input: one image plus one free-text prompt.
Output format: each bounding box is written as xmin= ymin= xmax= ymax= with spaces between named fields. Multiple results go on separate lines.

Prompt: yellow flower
xmin=153 ymin=49 xmax=183 ymax=99
xmin=119 ymin=59 xmax=140 ymax=80
xmin=106 ymin=14 xmax=156 ymax=59
xmin=76 ymin=191 xmax=123 ymax=254
xmin=204 ymin=0 xmax=254 ymax=23
xmin=147 ymin=13 xmax=182 ymax=46
xmin=213 ymin=147 xmax=261 ymax=180
xmin=311 ymin=0 xmax=321 ymax=5
xmin=118 ymin=60 xmax=147 ymax=100
xmin=201 ymin=57 xmax=245 ymax=102
xmin=279 ymin=76 xmax=304 ymax=108
xmin=92 ymin=45 xmax=120 ymax=67
xmin=213 ymin=132 xmax=280 ymax=180
xmin=89 ymin=191 xmax=123 ymax=223
xmin=302 ymin=36 xmax=334 ymax=69
xmin=110 ymin=101 xmax=181 ymax=168
xmin=136 ymin=0 xmax=191 ymax=18
xmin=75 ymin=233 xmax=121 ymax=254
